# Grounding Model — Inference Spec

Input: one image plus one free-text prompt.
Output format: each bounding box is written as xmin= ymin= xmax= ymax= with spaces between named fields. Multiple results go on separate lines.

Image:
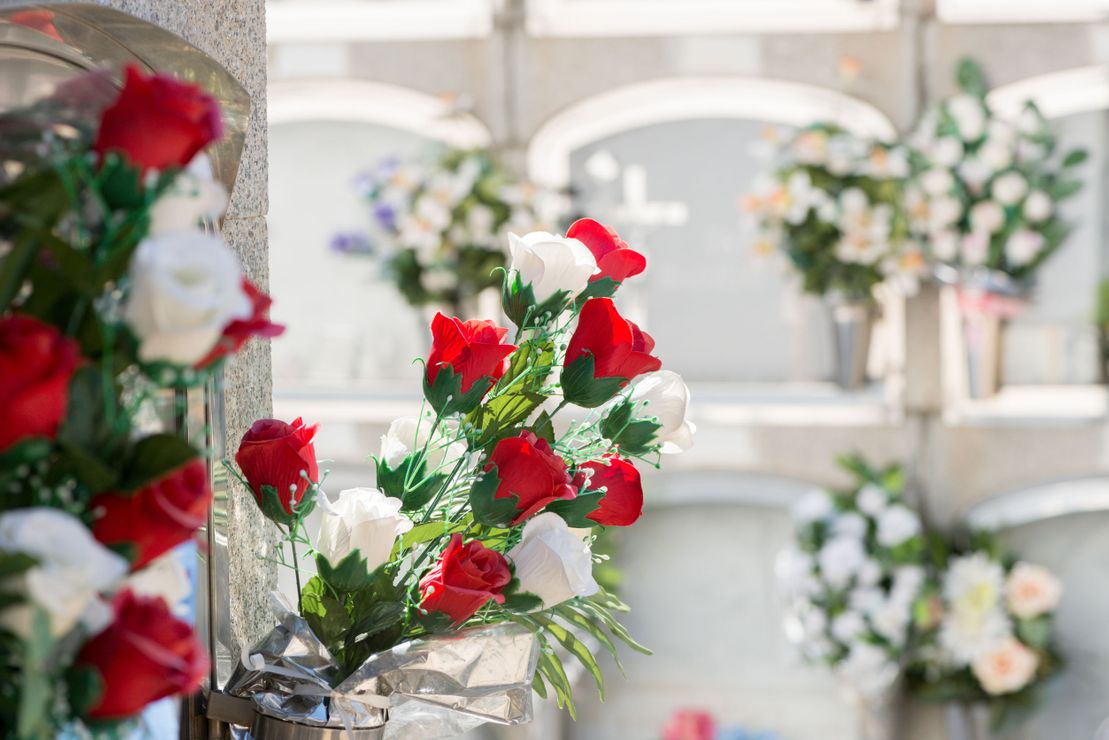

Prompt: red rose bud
xmin=75 ymin=590 xmax=207 ymax=720
xmin=93 ymin=64 xmax=222 ymax=174
xmin=486 ymin=432 xmax=577 ymax=525
xmin=235 ymin=417 xmax=319 ymax=524
xmin=424 ymin=313 xmax=516 ymax=414
xmin=562 ymin=298 xmax=661 ymax=407
xmin=197 ymin=278 xmax=285 ymax=369
xmin=90 ymin=458 xmax=211 ymax=570
xmin=0 ymin=314 xmax=81 ymax=452
xmin=419 ymin=534 xmax=511 ymax=624
xmin=581 ymin=456 xmax=644 ymax=527
xmin=566 ymin=218 xmax=646 ymax=285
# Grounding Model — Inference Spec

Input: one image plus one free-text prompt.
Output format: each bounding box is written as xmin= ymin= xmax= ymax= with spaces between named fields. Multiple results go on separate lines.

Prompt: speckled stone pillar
xmin=0 ymin=0 xmax=277 ymax=650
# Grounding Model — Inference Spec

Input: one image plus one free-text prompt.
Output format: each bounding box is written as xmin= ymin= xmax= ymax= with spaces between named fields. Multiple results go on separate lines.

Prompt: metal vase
xmin=960 ymin=307 xmax=1005 ymax=400
xmin=843 ymin=681 xmax=903 ymax=740
xmin=829 ymin=300 xmax=874 ymax=390
xmin=250 ymin=714 xmax=386 ymax=740
xmin=944 ymin=702 xmax=992 ymax=740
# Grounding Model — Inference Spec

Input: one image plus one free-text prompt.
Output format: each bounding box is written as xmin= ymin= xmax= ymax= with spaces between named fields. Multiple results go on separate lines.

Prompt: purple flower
xmin=330 ymin=231 xmax=374 ymax=255
xmin=373 ymin=202 xmax=397 ymax=231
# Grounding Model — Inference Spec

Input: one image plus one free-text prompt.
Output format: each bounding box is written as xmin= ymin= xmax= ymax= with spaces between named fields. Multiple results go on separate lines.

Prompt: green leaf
xmin=545 ymin=492 xmax=604 ymax=528
xmin=41 ymin=235 xmax=102 ymax=298
xmin=0 ymin=234 xmax=39 ymax=314
xmin=0 ymin=553 xmax=36 ymax=579
xmin=532 ymin=410 xmax=556 ymax=445
xmin=469 ymin=466 xmax=519 ymax=528
xmin=255 ymin=484 xmax=296 ymax=527
xmin=537 ymin=647 xmax=577 ymax=720
xmin=17 ymin=609 xmax=54 ymax=736
xmin=120 ymin=433 xmax=200 ymax=491
xmin=1015 ymin=616 xmax=1052 ymax=649
xmin=423 ymin=363 xmax=490 ymax=417
xmin=501 ymin=272 xmax=571 ymax=330
xmin=531 ymin=671 xmax=548 ymax=700
xmin=535 ymin=614 xmax=606 ymax=701
xmin=316 ymin=551 xmax=372 ymax=594
xmin=600 ymin=400 xmax=660 ymax=455
xmin=580 ymin=597 xmax=651 ymax=656
xmin=376 ymin=456 xmax=445 ymax=512
xmin=96 ymin=153 xmax=145 ymax=210
xmin=575 ymin=277 xmax=620 ymax=303
xmin=66 ymin=665 xmax=104 ymax=718
xmin=555 ymin=604 xmax=625 ymax=676
xmin=1062 ymin=149 xmax=1088 ymax=168
xmin=561 ymin=354 xmax=627 ymax=409
xmin=300 ymin=576 xmax=352 ymax=648
xmin=399 ymin=520 xmax=469 ymax=550
xmin=1048 ymin=180 xmax=1082 ymax=201
xmin=56 ymin=367 xmax=130 ymax=492
xmin=501 ymin=591 xmax=544 ymax=613
xmin=956 ymin=57 xmax=988 ymax=98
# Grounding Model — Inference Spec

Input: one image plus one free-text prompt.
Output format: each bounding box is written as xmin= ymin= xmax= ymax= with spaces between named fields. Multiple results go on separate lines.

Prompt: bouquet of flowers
xmin=907 ymin=534 xmax=1063 ymax=727
xmin=743 ymin=124 xmax=925 ymax=301
xmin=0 ymin=65 xmax=281 ymax=736
xmin=778 ymin=456 xmax=927 ymax=697
xmin=335 ymin=148 xmax=557 ymax=314
xmin=906 ymin=58 xmax=1086 ymax=289
xmin=228 ymin=219 xmax=694 ymax=732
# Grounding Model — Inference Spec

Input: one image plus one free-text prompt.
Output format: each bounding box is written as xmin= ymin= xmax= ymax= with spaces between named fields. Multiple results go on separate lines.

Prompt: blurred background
xmin=261 ymin=1 xmax=1109 ymax=738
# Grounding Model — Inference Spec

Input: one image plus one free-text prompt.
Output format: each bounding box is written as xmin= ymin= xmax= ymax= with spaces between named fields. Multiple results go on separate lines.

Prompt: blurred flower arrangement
xmin=743 ymin=123 xmax=924 ymax=301
xmin=907 ymin=535 xmax=1063 ymax=728
xmin=0 ymin=65 xmax=282 ymax=736
xmin=335 ymin=147 xmax=561 ymax=314
xmin=229 ymin=219 xmax=694 ymax=730
xmin=778 ymin=456 xmax=926 ymax=697
xmin=906 ymin=59 xmax=1085 ymax=289
xmin=663 ymin=708 xmax=779 ymax=740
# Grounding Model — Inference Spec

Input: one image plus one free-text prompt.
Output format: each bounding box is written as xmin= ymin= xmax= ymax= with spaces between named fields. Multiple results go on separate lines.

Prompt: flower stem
xmin=288 ymin=524 xmax=304 ymax=613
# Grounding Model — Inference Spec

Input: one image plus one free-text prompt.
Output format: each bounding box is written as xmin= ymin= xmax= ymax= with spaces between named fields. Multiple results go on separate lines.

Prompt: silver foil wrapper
xmin=224 ymin=603 xmax=539 ymax=739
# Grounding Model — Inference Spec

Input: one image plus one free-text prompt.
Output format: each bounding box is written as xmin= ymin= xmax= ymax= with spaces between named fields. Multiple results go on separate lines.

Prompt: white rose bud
xmin=876 ymin=505 xmax=922 ymax=548
xmin=856 ymin=484 xmax=889 ymax=516
xmin=0 ymin=508 xmax=128 ymax=638
xmin=931 ymin=137 xmax=965 ymax=168
xmin=1023 ymin=190 xmax=1052 ymax=222
xmin=1005 ymin=562 xmax=1062 ymax=619
xmin=1005 ymin=230 xmax=1045 ymax=268
xmin=627 ymin=370 xmax=696 ymax=453
xmin=818 ymin=536 xmax=866 ymax=590
xmin=508 ymin=231 xmax=598 ymax=303
xmin=970 ymin=201 xmax=1005 ymax=234
xmin=148 ymin=154 xmax=229 ymax=236
xmin=930 ymin=230 xmax=960 ymax=262
xmin=921 ymin=168 xmax=954 ymax=196
xmin=380 ymin=415 xmax=467 ymax=474
xmin=316 ymin=488 xmax=413 ymax=575
xmin=508 ymin=512 xmax=600 ymax=609
xmin=124 ymin=231 xmax=250 ymax=365
xmin=991 ymin=172 xmax=1028 ymax=206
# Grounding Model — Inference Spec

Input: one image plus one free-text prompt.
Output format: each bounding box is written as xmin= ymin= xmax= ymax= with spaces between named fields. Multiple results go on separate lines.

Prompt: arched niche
xmin=266 ymin=80 xmax=494 ymax=390
xmin=527 ymin=76 xmax=898 ymax=189
xmin=962 ymin=477 xmax=1109 ymax=739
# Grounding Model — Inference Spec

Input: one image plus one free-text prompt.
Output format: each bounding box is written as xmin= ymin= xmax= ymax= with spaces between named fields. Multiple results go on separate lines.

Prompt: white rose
xmin=929 ymin=196 xmax=963 ymax=229
xmin=508 ymin=512 xmax=599 ymax=608
xmin=979 ymin=141 xmax=1013 ymax=172
xmin=508 ymin=231 xmax=598 ymax=303
xmin=1005 ymin=230 xmax=1045 ymax=268
xmin=971 ymin=638 xmax=1039 ymax=695
xmin=316 ymin=488 xmax=413 ymax=575
xmin=856 ymin=559 xmax=883 ymax=587
xmin=958 ymin=157 xmax=992 ymax=194
xmin=856 ymin=484 xmax=889 ymax=516
xmin=931 ymin=137 xmax=965 ymax=168
xmin=818 ymin=536 xmax=866 ymax=590
xmin=849 ymin=587 xmax=885 ymax=614
xmin=930 ymin=230 xmax=960 ymax=262
xmin=970 ymin=201 xmax=1005 ymax=234
xmin=871 ymin=598 xmax=911 ymax=645
xmin=831 ymin=610 xmax=867 ymax=643
xmin=948 ymin=95 xmax=986 ymax=141
xmin=961 ymin=232 xmax=990 ymax=266
xmin=1005 ymin=562 xmax=1062 ymax=619
xmin=921 ymin=168 xmax=954 ymax=196
xmin=379 ymin=415 xmax=466 ymax=474
xmin=148 ymin=154 xmax=229 ymax=236
xmin=0 ymin=508 xmax=128 ymax=638
xmin=892 ymin=565 xmax=926 ymax=602
xmin=792 ymin=489 xmax=835 ymax=524
xmin=876 ymin=505 xmax=921 ymax=547
xmin=1023 ymin=190 xmax=1052 ymax=222
xmin=123 ymin=551 xmax=192 ymax=616
xmin=837 ymin=642 xmax=900 ymax=697
xmin=123 ymin=231 xmax=250 ymax=365
xmin=627 ymin=370 xmax=696 ymax=453
xmin=991 ymin=172 xmax=1028 ymax=206
xmin=831 ymin=512 xmax=868 ymax=539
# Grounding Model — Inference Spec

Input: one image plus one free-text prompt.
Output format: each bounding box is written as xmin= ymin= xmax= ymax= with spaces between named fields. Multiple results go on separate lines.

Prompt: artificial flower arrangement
xmin=227 ymin=219 xmax=694 ymax=731
xmin=907 ymin=533 xmax=1063 ymax=728
xmin=906 ymin=59 xmax=1085 ymax=291
xmin=0 ymin=65 xmax=282 ymax=736
xmin=743 ymin=123 xmax=926 ymax=301
xmin=778 ymin=456 xmax=927 ymax=697
xmin=334 ymin=148 xmax=557 ymax=315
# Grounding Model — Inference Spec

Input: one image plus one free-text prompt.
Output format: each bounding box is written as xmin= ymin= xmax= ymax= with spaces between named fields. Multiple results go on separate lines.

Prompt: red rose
xmin=90 ymin=458 xmax=211 ymax=570
xmin=0 ymin=314 xmax=81 ymax=452
xmin=419 ymin=534 xmax=511 ymax=624
xmin=582 ymin=456 xmax=643 ymax=527
xmin=197 ymin=278 xmax=285 ymax=369
xmin=566 ymin=298 xmax=661 ymax=382
xmin=75 ymin=590 xmax=207 ymax=720
xmin=486 ymin=432 xmax=577 ymax=525
xmin=93 ymin=64 xmax=222 ymax=174
xmin=663 ymin=709 xmax=717 ymax=740
xmin=426 ymin=313 xmax=516 ymax=395
xmin=235 ymin=417 xmax=319 ymax=517
xmin=566 ymin=218 xmax=646 ymax=284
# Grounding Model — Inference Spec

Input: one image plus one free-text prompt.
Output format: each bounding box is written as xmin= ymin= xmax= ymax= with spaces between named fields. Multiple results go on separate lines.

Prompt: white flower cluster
xmin=780 ymin=482 xmax=925 ymax=697
xmin=934 ymin=553 xmax=1061 ymax=695
xmin=907 ymin=94 xmax=1065 ymax=276
xmin=743 ymin=126 xmax=927 ymax=297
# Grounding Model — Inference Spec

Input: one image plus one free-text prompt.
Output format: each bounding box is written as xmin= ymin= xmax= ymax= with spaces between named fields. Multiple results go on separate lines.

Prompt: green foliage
xmin=316 ymin=551 xmax=373 ymax=594
xmin=423 ymin=363 xmax=491 ymax=417
xmin=545 ymin=492 xmax=604 ymax=528
xmin=375 ymin=456 xmax=446 ymax=512
xmin=599 ymin=399 xmax=661 ymax=456
xmin=468 ymin=466 xmax=519 ymax=528
xmin=561 ymin=354 xmax=627 ymax=409
xmin=956 ymin=57 xmax=988 ymax=97
xmin=119 ymin=434 xmax=200 ymax=492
